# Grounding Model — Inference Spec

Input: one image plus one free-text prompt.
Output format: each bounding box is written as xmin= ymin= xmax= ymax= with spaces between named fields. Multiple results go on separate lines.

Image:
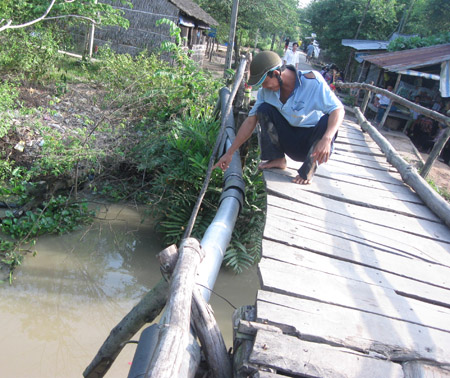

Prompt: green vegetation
xmin=426 ymin=179 xmax=450 ymax=203
xmin=388 ymin=32 xmax=450 ymax=51
xmin=0 ymin=17 xmax=266 ymax=281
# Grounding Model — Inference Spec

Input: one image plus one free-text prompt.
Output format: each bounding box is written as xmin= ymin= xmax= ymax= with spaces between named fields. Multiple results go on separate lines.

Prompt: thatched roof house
xmin=72 ymin=0 xmax=218 ymax=61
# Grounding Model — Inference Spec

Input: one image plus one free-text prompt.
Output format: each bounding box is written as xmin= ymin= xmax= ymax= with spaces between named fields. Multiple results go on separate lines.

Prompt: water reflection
xmin=0 ymin=204 xmax=259 ymax=377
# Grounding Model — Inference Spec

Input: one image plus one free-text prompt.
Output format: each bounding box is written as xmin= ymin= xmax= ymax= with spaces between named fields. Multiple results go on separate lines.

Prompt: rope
xmin=182 ymin=58 xmax=248 ymax=240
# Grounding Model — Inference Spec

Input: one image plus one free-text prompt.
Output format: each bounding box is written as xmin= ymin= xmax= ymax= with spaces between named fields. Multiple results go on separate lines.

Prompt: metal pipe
xmin=196 ymin=87 xmax=244 ymax=301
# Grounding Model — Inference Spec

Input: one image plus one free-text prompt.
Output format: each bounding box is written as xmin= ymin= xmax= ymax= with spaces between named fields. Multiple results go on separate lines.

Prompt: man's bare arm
xmin=213 ymin=115 xmax=258 ymax=171
xmin=311 ymin=107 xmax=345 ymax=164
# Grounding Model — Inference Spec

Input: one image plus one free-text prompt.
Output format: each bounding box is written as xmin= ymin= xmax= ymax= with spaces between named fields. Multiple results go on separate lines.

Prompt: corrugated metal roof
xmin=362 ymin=43 xmax=450 ymax=72
xmin=169 ymin=0 xmax=218 ymax=26
xmin=341 ymin=39 xmax=388 ymax=51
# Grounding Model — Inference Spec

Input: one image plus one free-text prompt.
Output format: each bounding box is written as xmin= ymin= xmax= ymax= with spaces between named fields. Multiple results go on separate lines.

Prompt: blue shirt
xmin=249 ymin=70 xmax=343 ymax=128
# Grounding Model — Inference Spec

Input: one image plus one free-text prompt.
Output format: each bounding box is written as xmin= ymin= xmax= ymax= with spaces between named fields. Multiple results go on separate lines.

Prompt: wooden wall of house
xmin=71 ymin=0 xmax=178 ymax=56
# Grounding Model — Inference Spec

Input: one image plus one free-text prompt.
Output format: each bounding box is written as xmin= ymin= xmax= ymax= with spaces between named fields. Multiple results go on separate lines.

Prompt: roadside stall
xmin=360 ymin=43 xmax=450 ymax=133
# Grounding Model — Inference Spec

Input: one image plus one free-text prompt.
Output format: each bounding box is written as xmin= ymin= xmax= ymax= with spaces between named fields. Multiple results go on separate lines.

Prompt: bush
xmin=0 ymin=28 xmax=62 ymax=80
xmin=0 ymin=81 xmax=19 ymax=138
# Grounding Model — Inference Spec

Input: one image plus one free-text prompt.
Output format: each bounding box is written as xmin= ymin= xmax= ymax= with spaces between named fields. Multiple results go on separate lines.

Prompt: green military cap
xmin=247 ymin=51 xmax=282 ymax=86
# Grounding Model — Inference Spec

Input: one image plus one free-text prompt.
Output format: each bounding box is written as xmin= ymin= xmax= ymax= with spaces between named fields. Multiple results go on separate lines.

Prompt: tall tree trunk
xmin=270 ymin=34 xmax=276 ymax=51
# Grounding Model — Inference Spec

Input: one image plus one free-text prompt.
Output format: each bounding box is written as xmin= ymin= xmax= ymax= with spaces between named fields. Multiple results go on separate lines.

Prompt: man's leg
xmin=295 ymin=114 xmax=333 ymax=183
xmin=256 ymin=103 xmax=290 ymax=170
xmin=376 ymin=106 xmax=386 ymax=123
xmin=257 ymin=103 xmax=318 ymax=170
xmin=256 ymin=104 xmax=336 ymax=184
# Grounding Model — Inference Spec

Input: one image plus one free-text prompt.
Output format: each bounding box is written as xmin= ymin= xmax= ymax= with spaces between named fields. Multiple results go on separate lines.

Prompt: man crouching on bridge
xmin=214 ymin=51 xmax=345 ymax=184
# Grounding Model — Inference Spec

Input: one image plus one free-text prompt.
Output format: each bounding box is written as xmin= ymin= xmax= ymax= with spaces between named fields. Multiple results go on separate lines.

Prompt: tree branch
xmin=0 ymin=0 xmax=96 ymax=32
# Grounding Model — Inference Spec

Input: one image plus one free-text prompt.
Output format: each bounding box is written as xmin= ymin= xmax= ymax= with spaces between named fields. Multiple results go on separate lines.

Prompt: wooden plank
xmin=336 ymin=132 xmax=370 ymax=143
xmin=335 ymin=137 xmax=382 ymax=150
xmin=278 ymin=166 xmax=424 ymax=207
xmin=264 ymin=182 xmax=450 ymax=243
xmin=257 ymin=290 xmax=450 ymax=364
xmin=324 ymin=159 xmax=406 ymax=187
xmin=339 ymin=120 xmax=366 ymax=133
xmin=402 ymin=361 xmax=450 ymax=377
xmin=263 ymin=221 xmax=450 ymax=290
xmin=255 ymin=372 xmax=284 ymax=378
xmin=264 ymin=170 xmax=441 ymax=222
xmin=334 ymin=144 xmax=385 ymax=157
xmin=266 ymin=196 xmax=450 ymax=266
xmin=250 ymin=329 xmax=404 ymax=378
xmin=258 ymin=258 xmax=450 ymax=333
xmin=329 ymin=153 xmax=393 ymax=172
xmin=262 ymin=240 xmax=450 ymax=309
xmin=315 ymin=167 xmax=418 ymax=197
xmin=333 ymin=149 xmax=392 ymax=164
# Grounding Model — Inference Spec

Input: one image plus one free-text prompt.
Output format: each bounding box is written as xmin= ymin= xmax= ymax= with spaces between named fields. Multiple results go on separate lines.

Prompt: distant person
xmin=283 ymin=42 xmax=301 ymax=70
xmin=306 ymin=42 xmax=315 ymax=63
xmin=284 ymin=37 xmax=290 ymax=52
xmin=213 ymin=51 xmax=345 ymax=185
xmin=373 ymin=85 xmax=397 ymax=126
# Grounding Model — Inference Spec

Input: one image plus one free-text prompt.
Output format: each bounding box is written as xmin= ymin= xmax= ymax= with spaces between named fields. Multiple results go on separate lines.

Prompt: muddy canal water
xmin=0 ymin=204 xmax=259 ymax=377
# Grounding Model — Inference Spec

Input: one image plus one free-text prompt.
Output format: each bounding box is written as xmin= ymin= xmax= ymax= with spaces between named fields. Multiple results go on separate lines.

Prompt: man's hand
xmin=213 ymin=153 xmax=233 ymax=171
xmin=311 ymin=136 xmax=332 ymax=165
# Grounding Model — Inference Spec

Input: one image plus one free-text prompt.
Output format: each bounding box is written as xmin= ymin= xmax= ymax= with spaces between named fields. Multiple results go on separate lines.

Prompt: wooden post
xmin=224 ymin=0 xmax=239 ymax=77
xmin=154 ymin=244 xmax=232 ymax=377
xmin=87 ymin=0 xmax=97 ymax=58
xmin=232 ymin=306 xmax=257 ymax=377
xmin=379 ymin=74 xmax=402 ymax=129
xmin=146 ymin=238 xmax=204 ymax=377
xmin=361 ymin=89 xmax=371 ymax=115
xmin=421 ymin=126 xmax=450 ymax=179
xmin=355 ymin=61 xmax=366 ymax=105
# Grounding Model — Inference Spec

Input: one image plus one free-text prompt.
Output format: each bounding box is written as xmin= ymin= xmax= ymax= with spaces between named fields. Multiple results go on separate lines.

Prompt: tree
xmin=0 ymin=0 xmax=130 ymax=32
xmin=194 ymin=0 xmax=300 ymax=51
xmin=403 ymin=0 xmax=450 ymax=36
xmin=304 ymin=0 xmax=397 ymax=67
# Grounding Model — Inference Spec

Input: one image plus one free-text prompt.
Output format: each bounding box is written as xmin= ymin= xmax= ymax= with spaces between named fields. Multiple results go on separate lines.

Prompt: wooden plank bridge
xmin=234 ymin=114 xmax=450 ymax=377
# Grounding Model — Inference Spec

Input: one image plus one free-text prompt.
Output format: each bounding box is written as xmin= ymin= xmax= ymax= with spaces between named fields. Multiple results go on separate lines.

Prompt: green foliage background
xmin=0 ymin=16 xmax=265 ymax=280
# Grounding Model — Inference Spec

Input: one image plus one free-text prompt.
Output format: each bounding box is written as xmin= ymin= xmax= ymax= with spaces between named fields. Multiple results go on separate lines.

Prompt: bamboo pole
xmin=353 ymin=107 xmax=450 ymax=228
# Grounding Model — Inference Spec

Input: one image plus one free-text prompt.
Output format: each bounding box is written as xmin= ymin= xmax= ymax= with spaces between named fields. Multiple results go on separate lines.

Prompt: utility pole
xmin=224 ymin=0 xmax=239 ymax=77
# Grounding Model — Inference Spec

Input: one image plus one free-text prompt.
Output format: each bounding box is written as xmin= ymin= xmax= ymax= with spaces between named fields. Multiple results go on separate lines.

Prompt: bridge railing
xmin=336 ymin=81 xmax=450 ymax=179
xmin=336 ymin=82 xmax=450 ymax=227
